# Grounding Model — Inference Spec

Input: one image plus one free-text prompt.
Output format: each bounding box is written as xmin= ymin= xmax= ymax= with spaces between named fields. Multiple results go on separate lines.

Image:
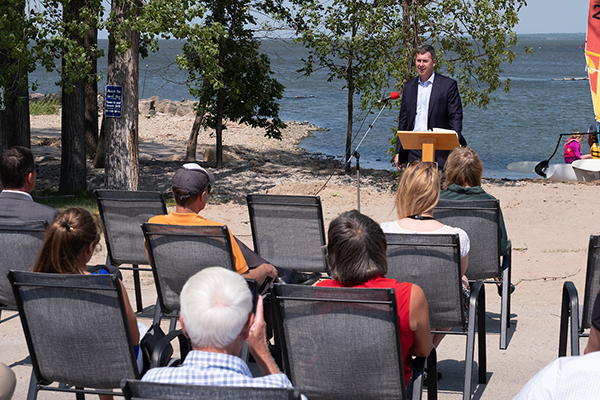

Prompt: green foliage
xmin=289 ymin=0 xmax=529 ymax=165
xmin=30 ymin=97 xmax=60 ymax=115
xmin=177 ymin=0 xmax=286 ymax=141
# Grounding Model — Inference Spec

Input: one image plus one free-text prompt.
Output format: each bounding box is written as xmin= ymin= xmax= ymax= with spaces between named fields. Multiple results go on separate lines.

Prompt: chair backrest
xmin=271 ymin=284 xmax=406 ymax=400
xmin=142 ymin=223 xmax=236 ymax=314
xmin=95 ymin=190 xmax=167 ymax=266
xmin=582 ymin=235 xmax=600 ymax=330
xmin=121 ymin=380 xmax=301 ymax=400
xmin=0 ymin=220 xmax=46 ymax=306
xmin=9 ymin=271 xmax=139 ymax=389
xmin=246 ymin=194 xmax=327 ymax=273
xmin=435 ymin=199 xmax=501 ymax=280
xmin=385 ymin=232 xmax=464 ymax=328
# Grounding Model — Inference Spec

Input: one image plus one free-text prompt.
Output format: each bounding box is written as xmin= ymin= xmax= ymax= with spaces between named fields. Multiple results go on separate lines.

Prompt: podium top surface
xmin=397 ymin=130 xmax=460 ymax=151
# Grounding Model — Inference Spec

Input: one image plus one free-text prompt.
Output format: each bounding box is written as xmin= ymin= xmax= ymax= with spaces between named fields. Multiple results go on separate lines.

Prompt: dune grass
xmin=30 ymin=97 xmax=60 ymax=115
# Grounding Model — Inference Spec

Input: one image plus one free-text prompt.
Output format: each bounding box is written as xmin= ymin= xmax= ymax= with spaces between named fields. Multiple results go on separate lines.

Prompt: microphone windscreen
xmin=390 ymin=91 xmax=400 ymax=100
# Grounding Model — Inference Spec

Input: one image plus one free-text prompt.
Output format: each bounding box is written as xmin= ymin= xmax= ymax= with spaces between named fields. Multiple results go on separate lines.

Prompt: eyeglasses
xmin=206 ymin=184 xmax=212 ymax=195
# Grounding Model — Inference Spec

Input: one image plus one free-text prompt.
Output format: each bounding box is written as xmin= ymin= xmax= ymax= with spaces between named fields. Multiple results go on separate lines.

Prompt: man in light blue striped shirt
xmin=143 ymin=267 xmax=293 ymax=389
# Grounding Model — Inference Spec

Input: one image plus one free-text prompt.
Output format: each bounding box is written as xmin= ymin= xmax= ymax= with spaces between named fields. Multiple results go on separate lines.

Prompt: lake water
xmin=29 ymin=34 xmax=593 ymax=179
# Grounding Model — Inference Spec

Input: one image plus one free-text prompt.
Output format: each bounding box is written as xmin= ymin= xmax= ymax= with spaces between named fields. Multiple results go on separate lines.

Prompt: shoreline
xmin=29 ymin=108 xmax=600 ymax=204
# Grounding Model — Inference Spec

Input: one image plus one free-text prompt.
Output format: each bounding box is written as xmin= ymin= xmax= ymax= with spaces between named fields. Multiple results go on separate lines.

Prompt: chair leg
xmin=76 ymin=387 xmax=85 ymax=400
xmin=152 ymin=299 xmax=162 ymax=327
xmin=426 ymin=348 xmax=437 ymax=400
xmin=477 ymin=284 xmax=487 ymax=384
xmin=500 ymin=248 xmax=511 ymax=350
xmin=132 ymin=265 xmax=143 ymax=312
xmin=464 ymin=281 xmax=484 ymax=400
xmin=169 ymin=316 xmax=178 ymax=333
xmin=27 ymin=370 xmax=39 ymax=400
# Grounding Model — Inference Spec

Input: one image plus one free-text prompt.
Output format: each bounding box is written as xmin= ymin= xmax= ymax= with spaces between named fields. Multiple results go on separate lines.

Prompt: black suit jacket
xmin=0 ymin=191 xmax=58 ymax=224
xmin=396 ymin=73 xmax=466 ymax=166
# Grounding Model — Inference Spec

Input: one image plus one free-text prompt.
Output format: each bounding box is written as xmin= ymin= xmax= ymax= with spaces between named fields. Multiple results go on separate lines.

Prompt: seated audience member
xmin=0 ymin=146 xmax=57 ymax=223
xmin=380 ymin=162 xmax=469 ymax=347
xmin=513 ymin=352 xmax=600 ymax=399
xmin=33 ymin=208 xmax=144 ymax=390
xmin=142 ymin=267 xmax=296 ymax=390
xmin=440 ymin=146 xmax=513 ymax=295
xmin=148 ymin=163 xmax=320 ymax=287
xmin=584 ymin=290 xmax=600 ymax=354
xmin=0 ymin=362 xmax=16 ymax=400
xmin=317 ymin=210 xmax=431 ymax=385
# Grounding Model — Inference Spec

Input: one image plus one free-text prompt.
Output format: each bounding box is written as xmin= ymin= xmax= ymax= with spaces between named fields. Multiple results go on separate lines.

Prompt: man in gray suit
xmin=0 ymin=146 xmax=58 ymax=223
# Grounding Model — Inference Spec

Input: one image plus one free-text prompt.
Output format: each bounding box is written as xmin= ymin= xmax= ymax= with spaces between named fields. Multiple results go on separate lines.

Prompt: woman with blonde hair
xmin=381 ymin=162 xmax=470 ymax=347
xmin=33 ymin=208 xmax=143 ymax=398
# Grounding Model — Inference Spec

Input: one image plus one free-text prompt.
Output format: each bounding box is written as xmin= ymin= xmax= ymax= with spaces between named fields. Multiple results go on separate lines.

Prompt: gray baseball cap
xmin=171 ymin=163 xmax=215 ymax=200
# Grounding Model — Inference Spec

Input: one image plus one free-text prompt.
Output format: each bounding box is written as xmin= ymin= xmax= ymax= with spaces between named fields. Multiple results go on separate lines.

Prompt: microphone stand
xmin=343 ymin=102 xmax=391 ymax=211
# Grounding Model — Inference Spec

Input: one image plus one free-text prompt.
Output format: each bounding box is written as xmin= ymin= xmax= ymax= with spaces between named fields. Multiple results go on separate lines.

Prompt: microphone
xmin=377 ymin=91 xmax=400 ymax=103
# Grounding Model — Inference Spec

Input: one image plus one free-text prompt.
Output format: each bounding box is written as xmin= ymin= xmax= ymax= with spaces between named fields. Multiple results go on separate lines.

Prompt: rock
xmin=204 ymin=148 xmax=238 ymax=163
xmin=167 ymin=154 xmax=185 ymax=161
xmin=139 ymin=153 xmax=153 ymax=161
xmin=156 ymin=100 xmax=179 ymax=115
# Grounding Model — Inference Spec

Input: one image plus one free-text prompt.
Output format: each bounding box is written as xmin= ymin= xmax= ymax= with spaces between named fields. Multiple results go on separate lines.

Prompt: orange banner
xmin=586 ymin=0 xmax=600 ymax=120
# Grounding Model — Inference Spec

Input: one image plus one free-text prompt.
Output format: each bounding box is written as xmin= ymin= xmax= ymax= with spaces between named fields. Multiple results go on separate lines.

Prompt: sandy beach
xmin=2 ymin=108 xmax=600 ymax=399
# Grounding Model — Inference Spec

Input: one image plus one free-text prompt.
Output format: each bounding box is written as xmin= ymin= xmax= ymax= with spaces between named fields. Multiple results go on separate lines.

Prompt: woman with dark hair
xmin=34 ymin=208 xmax=143 ymax=399
xmin=317 ymin=210 xmax=431 ymax=385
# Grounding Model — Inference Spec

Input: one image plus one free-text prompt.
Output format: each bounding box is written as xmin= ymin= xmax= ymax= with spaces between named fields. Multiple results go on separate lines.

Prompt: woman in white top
xmin=381 ymin=162 xmax=470 ymax=348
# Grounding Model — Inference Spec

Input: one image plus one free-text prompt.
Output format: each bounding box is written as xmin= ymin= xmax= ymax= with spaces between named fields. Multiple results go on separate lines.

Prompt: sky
xmin=95 ymin=0 xmax=590 ymax=39
xmin=515 ymin=0 xmax=588 ymax=34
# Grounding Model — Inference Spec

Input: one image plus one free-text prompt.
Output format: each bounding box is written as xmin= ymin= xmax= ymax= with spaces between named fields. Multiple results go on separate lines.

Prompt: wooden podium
xmin=397 ymin=130 xmax=460 ymax=162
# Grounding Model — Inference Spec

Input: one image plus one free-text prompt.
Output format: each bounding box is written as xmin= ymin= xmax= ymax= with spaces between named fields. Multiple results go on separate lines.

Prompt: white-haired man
xmin=142 ymin=267 xmax=293 ymax=388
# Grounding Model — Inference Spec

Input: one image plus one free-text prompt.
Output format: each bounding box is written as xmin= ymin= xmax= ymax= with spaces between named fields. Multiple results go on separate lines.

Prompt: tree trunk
xmin=84 ymin=27 xmax=99 ymax=160
xmin=0 ymin=77 xmax=30 ymax=154
xmin=0 ymin=19 xmax=30 ymax=154
xmin=60 ymin=80 xmax=87 ymax=191
xmin=185 ymin=111 xmax=203 ymax=161
xmin=215 ymin=87 xmax=225 ymax=168
xmin=59 ymin=0 xmax=87 ymax=192
xmin=0 ymin=0 xmax=31 ymax=152
xmin=105 ymin=0 xmax=140 ymax=190
xmin=345 ymin=59 xmax=354 ymax=173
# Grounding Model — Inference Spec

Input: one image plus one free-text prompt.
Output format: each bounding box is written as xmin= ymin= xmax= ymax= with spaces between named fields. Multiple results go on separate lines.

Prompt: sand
xmin=2 ymin=111 xmax=599 ymax=399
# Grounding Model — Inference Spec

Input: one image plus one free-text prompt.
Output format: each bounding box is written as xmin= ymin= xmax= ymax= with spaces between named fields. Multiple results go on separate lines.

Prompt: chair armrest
xmin=559 ymin=281 xmax=580 ymax=357
xmin=150 ymin=329 xmax=190 ymax=369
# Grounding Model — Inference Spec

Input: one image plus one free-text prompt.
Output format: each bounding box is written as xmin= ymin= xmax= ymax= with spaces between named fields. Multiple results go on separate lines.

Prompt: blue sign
xmin=105 ymin=85 xmax=123 ymax=117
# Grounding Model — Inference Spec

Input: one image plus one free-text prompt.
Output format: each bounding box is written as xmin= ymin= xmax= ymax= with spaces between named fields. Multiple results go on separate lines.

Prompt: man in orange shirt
xmin=149 ymin=163 xmax=320 ymax=287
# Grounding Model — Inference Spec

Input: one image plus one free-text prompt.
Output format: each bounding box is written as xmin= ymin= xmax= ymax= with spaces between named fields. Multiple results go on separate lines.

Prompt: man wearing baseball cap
xmin=148 ymin=163 xmax=321 ymax=286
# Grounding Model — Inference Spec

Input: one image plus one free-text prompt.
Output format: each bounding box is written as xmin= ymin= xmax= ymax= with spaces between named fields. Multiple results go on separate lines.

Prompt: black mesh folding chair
xmin=434 ymin=199 xmax=513 ymax=349
xmin=385 ymin=233 xmax=486 ymax=400
xmin=9 ymin=270 xmax=140 ymax=400
xmin=559 ymin=235 xmax=600 ymax=356
xmin=142 ymin=223 xmax=237 ymax=331
xmin=246 ymin=194 xmax=327 ymax=273
xmin=270 ymin=284 xmax=431 ymax=400
xmin=121 ymin=380 xmax=302 ymax=400
xmin=95 ymin=189 xmax=168 ymax=312
xmin=0 ymin=220 xmax=46 ymax=321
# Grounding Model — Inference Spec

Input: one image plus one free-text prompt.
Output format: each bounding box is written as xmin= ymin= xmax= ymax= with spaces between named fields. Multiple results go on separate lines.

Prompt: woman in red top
xmin=317 ymin=210 xmax=432 ymax=385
